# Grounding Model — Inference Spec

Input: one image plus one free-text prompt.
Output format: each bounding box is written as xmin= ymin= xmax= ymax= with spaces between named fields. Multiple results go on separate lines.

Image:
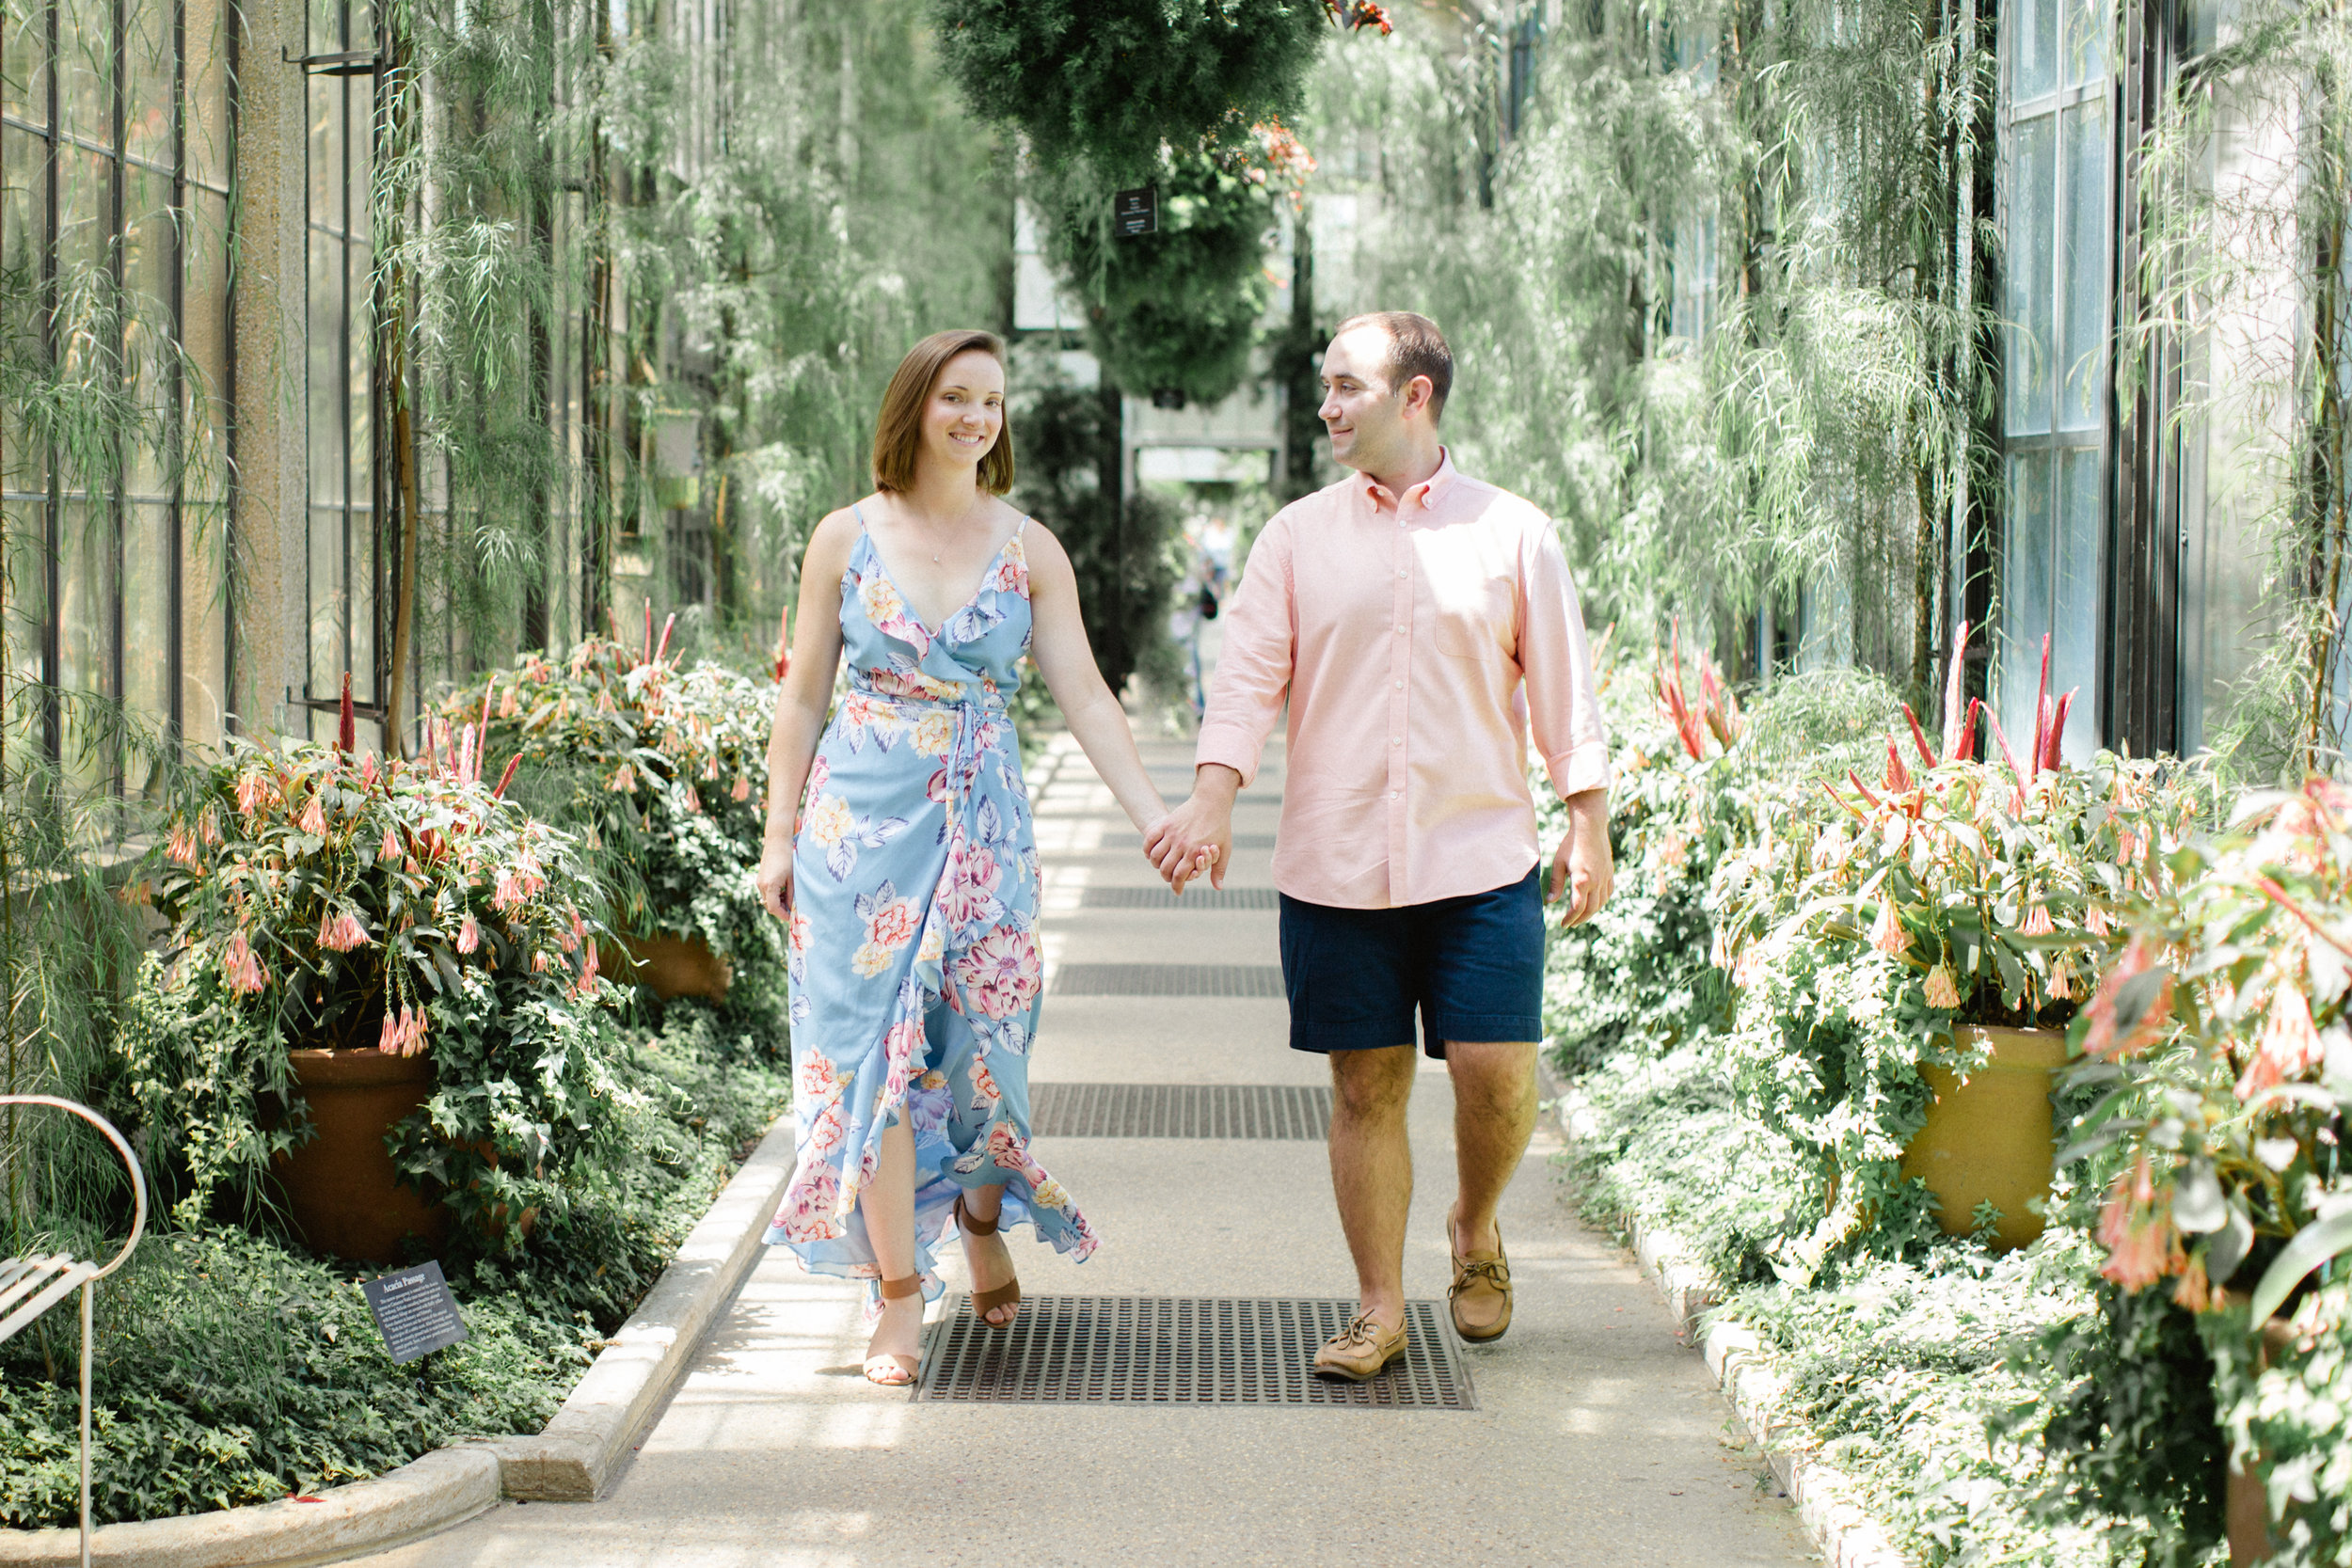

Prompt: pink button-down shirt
xmin=1196 ymin=451 xmax=1611 ymax=909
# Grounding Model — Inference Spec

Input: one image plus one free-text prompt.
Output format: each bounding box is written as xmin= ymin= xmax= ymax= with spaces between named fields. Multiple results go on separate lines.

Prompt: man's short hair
xmin=1335 ymin=310 xmax=1453 ymax=423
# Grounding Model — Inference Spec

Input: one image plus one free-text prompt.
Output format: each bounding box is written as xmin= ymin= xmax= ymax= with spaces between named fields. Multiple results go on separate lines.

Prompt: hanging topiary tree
xmin=926 ymin=0 xmax=1338 ymax=182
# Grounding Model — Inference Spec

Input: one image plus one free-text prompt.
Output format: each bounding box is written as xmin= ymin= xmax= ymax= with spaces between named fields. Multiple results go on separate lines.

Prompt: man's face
xmin=1317 ymin=326 xmax=1409 ymax=473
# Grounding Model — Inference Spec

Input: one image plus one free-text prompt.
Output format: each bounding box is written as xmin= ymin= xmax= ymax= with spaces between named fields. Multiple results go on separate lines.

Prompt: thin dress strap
xmin=850 ymin=502 xmax=868 ymax=531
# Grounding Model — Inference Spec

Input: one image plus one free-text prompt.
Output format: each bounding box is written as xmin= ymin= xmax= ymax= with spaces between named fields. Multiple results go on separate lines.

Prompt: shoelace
xmin=1332 ymin=1312 xmax=1389 ymax=1350
xmin=1450 ymin=1257 xmax=1510 ymax=1297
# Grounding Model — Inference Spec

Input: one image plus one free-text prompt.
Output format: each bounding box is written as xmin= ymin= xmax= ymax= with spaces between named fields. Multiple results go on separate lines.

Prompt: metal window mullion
xmin=338 ymin=0 xmax=354 ymax=702
xmin=167 ymin=0 xmax=186 ymax=744
xmin=108 ymin=0 xmax=127 ymax=778
xmin=40 ymin=0 xmax=61 ymax=761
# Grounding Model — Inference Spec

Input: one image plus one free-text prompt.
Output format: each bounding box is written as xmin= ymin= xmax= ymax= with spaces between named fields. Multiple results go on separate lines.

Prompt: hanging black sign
xmin=361 ymin=1261 xmax=470 ymax=1364
xmin=1114 ymin=186 xmax=1158 ymax=238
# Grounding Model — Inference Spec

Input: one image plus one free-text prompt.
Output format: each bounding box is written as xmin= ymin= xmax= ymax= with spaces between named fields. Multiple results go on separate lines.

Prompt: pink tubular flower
xmin=297 ymin=793 xmax=327 ymax=836
xmin=730 ymin=775 xmax=752 ymax=801
xmin=235 ymin=768 xmax=269 ymax=819
xmin=500 ymin=685 xmax=519 ymax=718
xmin=456 ymin=915 xmax=481 ymax=955
xmin=221 ymin=931 xmax=267 ymax=995
xmin=493 ymin=869 xmax=526 ymax=911
xmin=2086 ymin=905 xmax=2111 ymax=937
xmin=379 ymin=823 xmax=402 ymax=862
xmin=317 ymin=908 xmax=370 ymax=952
xmin=2082 ymin=939 xmax=2174 ymax=1059
xmin=609 ymin=763 xmax=636 ymax=794
xmin=1869 ymin=898 xmax=1909 ymax=956
xmin=2048 ymin=956 xmax=2076 ymax=1002
xmin=2096 ymin=1155 xmax=2180 ymax=1291
xmin=167 ymin=824 xmax=200 ymax=867
xmin=1923 ymin=963 xmax=1963 ymax=1009
xmin=2236 ymin=980 xmax=2324 ymax=1101
xmin=2021 ymin=904 xmax=2057 ymax=937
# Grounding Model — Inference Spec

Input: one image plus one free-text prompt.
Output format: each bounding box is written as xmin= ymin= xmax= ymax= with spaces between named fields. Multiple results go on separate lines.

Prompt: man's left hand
xmin=1548 ymin=788 xmax=1613 ymax=927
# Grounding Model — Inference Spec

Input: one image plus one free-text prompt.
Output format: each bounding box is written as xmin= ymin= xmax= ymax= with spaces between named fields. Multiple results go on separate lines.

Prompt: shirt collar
xmin=1358 ymin=447 xmax=1457 ymax=515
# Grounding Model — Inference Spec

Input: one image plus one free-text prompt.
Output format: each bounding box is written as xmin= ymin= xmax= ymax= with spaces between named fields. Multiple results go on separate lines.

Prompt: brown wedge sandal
xmin=954 ymin=1193 xmax=1022 ymax=1328
xmin=861 ymin=1273 xmax=924 ymax=1387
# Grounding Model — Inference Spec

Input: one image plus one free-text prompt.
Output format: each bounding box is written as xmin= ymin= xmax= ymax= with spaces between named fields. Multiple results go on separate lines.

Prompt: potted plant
xmin=127 ymin=681 xmax=623 ymax=1263
xmin=440 ymin=615 xmax=786 ymax=1019
xmin=1713 ymin=627 xmax=2218 ymax=1254
xmin=2062 ymin=776 xmax=2352 ymax=1565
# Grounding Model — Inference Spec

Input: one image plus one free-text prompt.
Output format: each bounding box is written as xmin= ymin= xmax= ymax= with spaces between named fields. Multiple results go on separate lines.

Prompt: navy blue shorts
xmin=1277 ymin=868 xmax=1545 ymax=1058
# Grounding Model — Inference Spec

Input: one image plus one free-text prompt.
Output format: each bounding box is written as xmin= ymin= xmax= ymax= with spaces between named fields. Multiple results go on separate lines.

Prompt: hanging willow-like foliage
xmin=1303 ymin=1 xmax=1994 ymax=705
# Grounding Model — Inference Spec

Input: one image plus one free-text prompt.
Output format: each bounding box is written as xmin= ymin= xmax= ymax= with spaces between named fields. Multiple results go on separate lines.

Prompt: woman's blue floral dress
xmin=765 ymin=512 xmax=1097 ymax=1312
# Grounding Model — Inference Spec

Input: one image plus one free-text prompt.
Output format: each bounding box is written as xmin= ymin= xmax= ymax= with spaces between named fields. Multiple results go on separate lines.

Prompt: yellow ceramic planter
xmin=1899 ymin=1024 xmax=2066 ymax=1250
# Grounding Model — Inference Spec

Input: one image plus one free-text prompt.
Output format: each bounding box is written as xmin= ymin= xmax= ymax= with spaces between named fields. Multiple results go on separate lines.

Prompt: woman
xmin=755 ymin=329 xmax=1184 ymax=1386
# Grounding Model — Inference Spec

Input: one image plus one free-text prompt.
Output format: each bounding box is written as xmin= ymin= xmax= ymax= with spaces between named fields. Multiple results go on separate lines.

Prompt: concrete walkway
xmin=354 ymin=732 xmax=1815 ymax=1568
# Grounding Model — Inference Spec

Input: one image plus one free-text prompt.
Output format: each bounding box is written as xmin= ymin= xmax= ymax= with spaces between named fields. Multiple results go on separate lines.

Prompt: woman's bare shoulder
xmin=803 ymin=505 xmax=868 ymax=572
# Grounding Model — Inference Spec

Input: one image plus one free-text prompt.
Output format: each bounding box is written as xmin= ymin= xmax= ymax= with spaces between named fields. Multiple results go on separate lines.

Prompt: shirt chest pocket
xmin=1422 ymin=564 xmax=1517 ymax=660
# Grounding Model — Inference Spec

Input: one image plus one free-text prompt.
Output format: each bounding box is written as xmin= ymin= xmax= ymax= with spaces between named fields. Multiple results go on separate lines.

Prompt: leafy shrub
xmin=130 ymin=718 xmax=622 ymax=1247
xmin=2056 ymin=777 xmax=2352 ymax=1563
xmin=0 ymin=1227 xmax=589 ymax=1528
xmin=442 ymin=631 xmax=790 ymax=1047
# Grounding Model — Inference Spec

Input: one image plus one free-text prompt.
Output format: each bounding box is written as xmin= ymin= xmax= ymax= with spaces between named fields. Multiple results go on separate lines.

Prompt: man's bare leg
xmin=1445 ymin=1039 xmax=1538 ymax=1254
xmin=1327 ymin=1044 xmax=1419 ymax=1331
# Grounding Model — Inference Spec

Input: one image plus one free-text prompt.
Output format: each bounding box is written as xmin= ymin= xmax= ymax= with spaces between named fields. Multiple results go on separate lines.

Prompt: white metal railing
xmin=0 ymin=1096 xmax=150 ymax=1568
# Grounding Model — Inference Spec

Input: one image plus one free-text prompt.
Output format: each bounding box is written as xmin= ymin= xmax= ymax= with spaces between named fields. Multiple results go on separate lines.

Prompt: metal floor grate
xmin=1032 ymin=1083 xmax=1330 ymax=1139
xmin=916 ymin=1296 xmax=1473 ymax=1408
xmin=1049 ymin=963 xmax=1284 ymax=997
xmin=1078 ymin=885 xmax=1279 ymax=911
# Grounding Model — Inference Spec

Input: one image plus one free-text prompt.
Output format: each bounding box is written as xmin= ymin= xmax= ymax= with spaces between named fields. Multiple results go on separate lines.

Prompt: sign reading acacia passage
xmin=361 ymin=1261 xmax=470 ymax=1364
xmin=1114 ymin=186 xmax=1157 ymax=237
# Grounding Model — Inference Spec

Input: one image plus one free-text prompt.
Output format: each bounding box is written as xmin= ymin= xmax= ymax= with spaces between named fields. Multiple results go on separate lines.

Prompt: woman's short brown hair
xmin=871 ymin=329 xmax=1015 ymax=495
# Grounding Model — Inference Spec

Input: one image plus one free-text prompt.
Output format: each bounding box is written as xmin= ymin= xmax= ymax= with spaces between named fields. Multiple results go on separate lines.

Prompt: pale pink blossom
xmin=296 ymin=793 xmax=327 ymax=836
xmin=730 ymin=775 xmax=752 ymax=801
xmin=2096 ymin=1155 xmax=2180 ymax=1291
xmin=609 ymin=763 xmax=636 ymax=793
xmin=771 ymin=1164 xmax=844 ymax=1243
xmin=2083 ymin=940 xmax=2173 ymax=1059
xmin=221 ymin=931 xmax=267 ymax=995
xmin=167 ymin=824 xmax=199 ymax=867
xmin=954 ymin=928 xmax=1041 ymax=1021
xmin=380 ymin=823 xmax=402 ymax=861
xmin=317 ymin=908 xmax=370 ymax=952
xmin=1923 ymin=963 xmax=1963 ymax=1009
xmin=797 ymin=1053 xmax=841 ymax=1102
xmin=456 ymin=915 xmax=481 ymax=955
xmin=2236 ymin=980 xmax=2324 ymax=1101
xmin=2021 ymin=904 xmax=2057 ymax=937
xmin=499 ymin=685 xmax=519 ymax=718
xmin=1869 ymin=898 xmax=1908 ymax=957
xmin=866 ymin=897 xmax=921 ymax=953
xmin=235 ymin=769 xmax=270 ymax=818
xmin=805 ymin=1101 xmax=846 ymax=1156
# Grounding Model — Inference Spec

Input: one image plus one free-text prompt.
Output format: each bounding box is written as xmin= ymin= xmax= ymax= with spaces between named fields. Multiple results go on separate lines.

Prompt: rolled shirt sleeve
xmin=1193 ymin=513 xmax=1295 ymax=789
xmin=1520 ymin=522 xmax=1613 ymax=801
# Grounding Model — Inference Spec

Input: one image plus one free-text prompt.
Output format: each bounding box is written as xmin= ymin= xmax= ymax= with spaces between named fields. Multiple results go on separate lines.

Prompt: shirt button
xmin=1393 ymin=680 xmax=1404 ymax=689
xmin=1390 ymin=790 xmax=1399 ymax=800
xmin=1396 ymin=569 xmax=1406 ymax=579
xmin=1390 ymin=736 xmax=1401 ymax=746
xmin=1394 ymin=626 xmax=1406 ymax=635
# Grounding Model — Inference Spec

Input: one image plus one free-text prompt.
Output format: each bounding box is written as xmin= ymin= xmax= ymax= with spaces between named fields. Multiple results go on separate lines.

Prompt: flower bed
xmin=1 ymin=689 xmax=788 ymax=1528
xmin=1546 ymin=636 xmax=2349 ymax=1566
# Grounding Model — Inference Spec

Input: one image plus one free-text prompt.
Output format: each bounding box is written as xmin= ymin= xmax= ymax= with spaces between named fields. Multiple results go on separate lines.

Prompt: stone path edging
xmin=1552 ymin=1082 xmax=1915 ymax=1568
xmin=0 ymin=1116 xmax=796 ymax=1566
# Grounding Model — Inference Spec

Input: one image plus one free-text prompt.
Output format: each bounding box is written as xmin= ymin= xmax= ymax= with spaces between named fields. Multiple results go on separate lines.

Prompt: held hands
xmin=1144 ymin=774 xmax=1237 ymax=895
xmin=1548 ymin=788 xmax=1614 ymax=927
xmin=755 ymin=841 xmax=794 ymax=922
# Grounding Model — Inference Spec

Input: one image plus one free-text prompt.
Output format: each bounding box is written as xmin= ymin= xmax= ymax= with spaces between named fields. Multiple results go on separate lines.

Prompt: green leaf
xmin=2173 ymin=1161 xmax=2226 ymax=1232
xmin=2054 ymin=1120 xmax=2129 ymax=1166
xmin=2247 ymin=1210 xmax=2352 ymax=1325
xmin=2207 ymin=1203 xmax=2254 ymax=1286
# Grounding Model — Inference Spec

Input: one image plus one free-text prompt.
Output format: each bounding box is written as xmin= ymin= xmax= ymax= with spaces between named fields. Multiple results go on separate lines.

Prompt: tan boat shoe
xmin=1448 ymin=1208 xmax=1513 ymax=1343
xmin=1313 ymin=1311 xmax=1409 ymax=1382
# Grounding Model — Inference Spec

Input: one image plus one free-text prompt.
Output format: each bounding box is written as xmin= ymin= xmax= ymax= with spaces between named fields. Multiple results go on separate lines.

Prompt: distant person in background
xmin=1145 ymin=311 xmax=1613 ymax=1380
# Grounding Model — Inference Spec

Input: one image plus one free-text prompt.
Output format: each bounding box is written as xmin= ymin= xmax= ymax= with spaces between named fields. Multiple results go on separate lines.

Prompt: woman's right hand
xmin=755 ymin=842 xmax=794 ymax=922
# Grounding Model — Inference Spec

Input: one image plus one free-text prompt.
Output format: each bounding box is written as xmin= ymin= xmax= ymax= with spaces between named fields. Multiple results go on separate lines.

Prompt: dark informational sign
xmin=361 ymin=1261 xmax=469 ymax=1364
xmin=1114 ymin=186 xmax=1158 ymax=237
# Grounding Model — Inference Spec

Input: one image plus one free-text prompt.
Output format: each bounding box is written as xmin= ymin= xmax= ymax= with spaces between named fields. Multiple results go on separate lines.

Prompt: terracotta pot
xmin=2226 ymin=1311 xmax=2305 ymax=1567
xmin=1898 ymin=1024 xmax=2065 ymax=1251
xmin=600 ymin=932 xmax=731 ymax=1000
xmin=273 ymin=1047 xmax=449 ymax=1265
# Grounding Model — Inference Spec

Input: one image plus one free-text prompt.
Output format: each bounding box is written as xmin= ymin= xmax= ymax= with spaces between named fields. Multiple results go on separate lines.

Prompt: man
xmin=1146 ymin=311 xmax=1613 ymax=1380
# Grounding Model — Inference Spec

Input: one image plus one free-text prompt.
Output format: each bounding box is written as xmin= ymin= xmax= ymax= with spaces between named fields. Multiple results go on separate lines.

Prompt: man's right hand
xmin=1145 ymin=767 xmax=1240 ymax=893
